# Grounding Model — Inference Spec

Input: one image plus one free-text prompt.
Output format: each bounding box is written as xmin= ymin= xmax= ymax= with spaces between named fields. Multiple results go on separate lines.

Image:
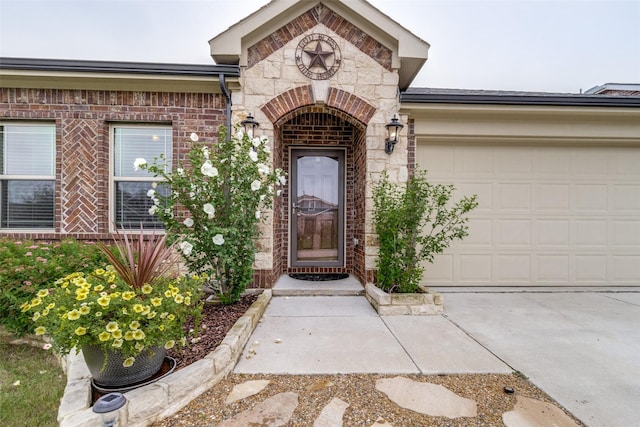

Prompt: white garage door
xmin=416 ymin=143 xmax=640 ymax=287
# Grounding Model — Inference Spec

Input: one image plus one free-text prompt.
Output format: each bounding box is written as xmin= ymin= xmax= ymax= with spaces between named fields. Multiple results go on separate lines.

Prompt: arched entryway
xmin=271 ymin=106 xmax=367 ymax=284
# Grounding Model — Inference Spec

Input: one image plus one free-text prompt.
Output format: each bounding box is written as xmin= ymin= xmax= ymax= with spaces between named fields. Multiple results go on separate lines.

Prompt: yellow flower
xmin=129 ymin=321 xmax=140 ymax=330
xmin=123 ymin=357 xmax=135 ymax=367
xmin=168 ymin=314 xmax=176 ymax=321
xmin=159 ymin=325 xmax=165 ymax=331
xmin=76 ymin=294 xmax=87 ymax=301
xmin=79 ymin=305 xmax=91 ymax=315
xmin=141 ymin=306 xmax=151 ymax=315
xmin=32 ymin=312 xmax=41 ymax=321
xmin=164 ymin=290 xmax=172 ymax=298
xmin=98 ymin=332 xmax=111 ymax=341
xmin=30 ymin=297 xmax=42 ymax=307
xmin=67 ymin=309 xmax=81 ymax=320
xmin=46 ymin=303 xmax=55 ymax=309
xmin=151 ymin=297 xmax=163 ymax=307
xmin=124 ymin=331 xmax=135 ymax=341
xmin=97 ymin=295 xmax=110 ymax=307
xmin=111 ymin=330 xmax=123 ymax=339
xmin=184 ymin=296 xmax=191 ymax=305
xmin=93 ymin=284 xmax=104 ymax=292
xmin=141 ymin=284 xmax=153 ymax=294
xmin=174 ymin=294 xmax=184 ymax=304
xmin=42 ymin=308 xmax=50 ymax=316
xmin=147 ymin=311 xmax=157 ymax=319
xmin=95 ymin=268 xmax=105 ymax=275
xmin=122 ymin=291 xmax=136 ymax=301
xmin=133 ymin=304 xmax=144 ymax=313
xmin=75 ymin=327 xmax=87 ymax=336
xmin=112 ymin=339 xmax=123 ymax=348
xmin=35 ymin=326 xmax=46 ymax=336
xmin=135 ymin=342 xmax=144 ymax=351
xmin=133 ymin=330 xmax=145 ymax=340
xmin=20 ymin=302 xmax=31 ymax=312
xmin=37 ymin=289 xmax=49 ymax=298
xmin=164 ymin=340 xmax=175 ymax=350
xmin=106 ymin=321 xmax=119 ymax=332
xmin=95 ymin=311 xmax=103 ymax=317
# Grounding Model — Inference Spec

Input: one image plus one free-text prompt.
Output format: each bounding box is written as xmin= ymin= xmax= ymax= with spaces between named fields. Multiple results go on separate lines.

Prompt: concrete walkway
xmin=235 ymin=277 xmax=640 ymax=427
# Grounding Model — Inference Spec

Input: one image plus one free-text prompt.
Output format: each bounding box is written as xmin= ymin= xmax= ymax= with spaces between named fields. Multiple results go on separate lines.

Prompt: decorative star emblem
xmin=303 ymin=41 xmax=334 ymax=71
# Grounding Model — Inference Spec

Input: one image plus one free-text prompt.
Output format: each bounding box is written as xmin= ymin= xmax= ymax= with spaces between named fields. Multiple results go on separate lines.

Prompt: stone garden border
xmin=57 ymin=290 xmax=272 ymax=427
xmin=365 ymin=283 xmax=443 ymax=315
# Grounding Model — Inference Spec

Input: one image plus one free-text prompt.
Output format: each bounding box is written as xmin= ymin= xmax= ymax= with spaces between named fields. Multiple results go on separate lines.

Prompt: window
xmin=112 ymin=126 xmax=172 ymax=230
xmin=0 ymin=124 xmax=55 ymax=229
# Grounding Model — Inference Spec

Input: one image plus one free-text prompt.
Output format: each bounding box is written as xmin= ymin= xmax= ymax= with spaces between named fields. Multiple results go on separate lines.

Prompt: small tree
xmin=141 ymin=127 xmax=286 ymax=303
xmin=372 ymin=170 xmax=478 ymax=293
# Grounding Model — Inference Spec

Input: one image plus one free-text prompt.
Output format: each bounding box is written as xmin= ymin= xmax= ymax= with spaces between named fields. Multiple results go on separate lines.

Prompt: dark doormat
xmin=289 ymin=273 xmax=349 ymax=281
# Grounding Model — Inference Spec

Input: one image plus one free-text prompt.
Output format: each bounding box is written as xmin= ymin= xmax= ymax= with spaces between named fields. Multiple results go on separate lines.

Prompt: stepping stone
xmin=370 ymin=417 xmax=393 ymax=426
xmin=314 ymin=397 xmax=349 ymax=426
xmin=376 ymin=377 xmax=477 ymax=418
xmin=218 ymin=392 xmax=298 ymax=427
xmin=502 ymin=395 xmax=581 ymax=427
xmin=225 ymin=379 xmax=270 ymax=404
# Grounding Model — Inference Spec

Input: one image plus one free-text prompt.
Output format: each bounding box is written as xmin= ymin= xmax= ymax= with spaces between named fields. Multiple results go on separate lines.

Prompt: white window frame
xmin=0 ymin=122 xmax=56 ymax=231
xmin=109 ymin=124 xmax=172 ymax=233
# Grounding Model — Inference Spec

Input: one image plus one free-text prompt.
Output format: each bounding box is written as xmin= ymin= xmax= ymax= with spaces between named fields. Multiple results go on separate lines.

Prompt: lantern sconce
xmin=240 ymin=113 xmax=260 ymax=138
xmin=384 ymin=114 xmax=404 ymax=154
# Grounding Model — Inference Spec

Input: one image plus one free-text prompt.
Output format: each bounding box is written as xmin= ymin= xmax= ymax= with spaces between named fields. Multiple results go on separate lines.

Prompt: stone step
xmin=272 ymin=274 xmax=365 ymax=297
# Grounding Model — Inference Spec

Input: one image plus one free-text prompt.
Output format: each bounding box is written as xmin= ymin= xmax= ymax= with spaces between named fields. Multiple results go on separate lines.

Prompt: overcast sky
xmin=1 ymin=0 xmax=639 ymax=93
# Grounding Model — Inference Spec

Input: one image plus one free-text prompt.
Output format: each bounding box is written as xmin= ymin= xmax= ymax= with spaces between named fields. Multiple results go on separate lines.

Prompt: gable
xmin=209 ymin=0 xmax=429 ymax=89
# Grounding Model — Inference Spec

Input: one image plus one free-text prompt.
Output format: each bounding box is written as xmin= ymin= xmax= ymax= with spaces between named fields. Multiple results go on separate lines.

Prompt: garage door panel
xmin=416 ymin=143 xmax=640 ymax=287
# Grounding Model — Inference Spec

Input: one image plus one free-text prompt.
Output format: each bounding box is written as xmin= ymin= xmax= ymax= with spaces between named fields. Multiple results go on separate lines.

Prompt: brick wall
xmin=0 ymin=87 xmax=226 ymax=240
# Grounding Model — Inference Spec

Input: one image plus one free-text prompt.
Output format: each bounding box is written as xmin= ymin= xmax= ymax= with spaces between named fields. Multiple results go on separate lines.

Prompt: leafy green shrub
xmin=0 ymin=238 xmax=109 ymax=335
xmin=372 ymin=170 xmax=478 ymax=293
xmin=141 ymin=127 xmax=285 ymax=303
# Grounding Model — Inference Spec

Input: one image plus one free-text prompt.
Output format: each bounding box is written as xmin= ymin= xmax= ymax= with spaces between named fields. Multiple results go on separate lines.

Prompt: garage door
xmin=416 ymin=143 xmax=640 ymax=287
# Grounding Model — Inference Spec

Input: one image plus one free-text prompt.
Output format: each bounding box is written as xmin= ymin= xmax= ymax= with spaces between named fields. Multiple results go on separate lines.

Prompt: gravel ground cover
xmin=157 ymin=293 xmax=584 ymax=426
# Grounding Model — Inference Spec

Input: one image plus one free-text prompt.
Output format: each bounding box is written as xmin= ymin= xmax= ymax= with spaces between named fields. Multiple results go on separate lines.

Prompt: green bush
xmin=372 ymin=170 xmax=478 ymax=293
xmin=0 ymin=238 xmax=109 ymax=335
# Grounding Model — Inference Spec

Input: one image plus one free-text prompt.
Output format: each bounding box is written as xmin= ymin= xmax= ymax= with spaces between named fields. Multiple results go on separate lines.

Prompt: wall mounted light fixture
xmin=240 ymin=113 xmax=260 ymax=138
xmin=384 ymin=114 xmax=404 ymax=154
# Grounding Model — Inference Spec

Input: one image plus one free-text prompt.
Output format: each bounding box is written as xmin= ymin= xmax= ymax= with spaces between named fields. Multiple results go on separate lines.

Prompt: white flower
xmin=249 ymin=150 xmax=258 ymax=162
xmin=203 ymin=203 xmax=215 ymax=219
xmin=263 ymin=144 xmax=271 ymax=154
xmin=178 ymin=241 xmax=193 ymax=256
xmin=201 ymin=160 xmax=218 ymax=177
xmin=258 ymin=163 xmax=270 ymax=175
xmin=255 ymin=210 xmax=261 ymax=219
xmin=133 ymin=158 xmax=147 ymax=171
xmin=149 ymin=205 xmax=158 ymax=215
xmin=252 ymin=137 xmax=261 ymax=147
xmin=236 ymin=130 xmax=244 ymax=139
xmin=183 ymin=217 xmax=194 ymax=227
xmin=278 ymin=175 xmax=287 ymax=186
xmin=276 ymin=189 xmax=282 ymax=196
xmin=260 ymin=194 xmax=266 ymax=201
xmin=151 ymin=181 xmax=158 ymax=189
xmin=202 ymin=146 xmax=210 ymax=159
xmin=260 ymin=135 xmax=269 ymax=145
xmin=147 ymin=189 xmax=156 ymax=198
xmin=251 ymin=180 xmax=261 ymax=191
xmin=177 ymin=168 xmax=184 ymax=176
xmin=212 ymin=234 xmax=225 ymax=245
xmin=190 ymin=133 xmax=199 ymax=142
xmin=189 ymin=192 xmax=196 ymax=199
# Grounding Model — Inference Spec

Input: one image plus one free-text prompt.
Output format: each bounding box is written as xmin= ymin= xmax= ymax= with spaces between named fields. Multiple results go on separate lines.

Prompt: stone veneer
xmin=365 ymin=283 xmax=444 ymax=315
xmin=56 ymin=291 xmax=271 ymax=427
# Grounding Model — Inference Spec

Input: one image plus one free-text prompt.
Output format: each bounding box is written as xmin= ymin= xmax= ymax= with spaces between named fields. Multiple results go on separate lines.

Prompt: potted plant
xmin=367 ymin=170 xmax=478 ymax=314
xmin=21 ymin=228 xmax=205 ymax=387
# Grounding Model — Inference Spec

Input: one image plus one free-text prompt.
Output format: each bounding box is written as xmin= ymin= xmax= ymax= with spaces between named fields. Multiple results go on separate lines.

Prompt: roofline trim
xmin=400 ymin=92 xmax=640 ymax=108
xmin=0 ymin=57 xmax=240 ymax=77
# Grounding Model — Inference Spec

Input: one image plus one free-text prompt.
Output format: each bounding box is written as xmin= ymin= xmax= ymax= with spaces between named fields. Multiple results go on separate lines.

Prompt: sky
xmin=1 ymin=0 xmax=639 ymax=93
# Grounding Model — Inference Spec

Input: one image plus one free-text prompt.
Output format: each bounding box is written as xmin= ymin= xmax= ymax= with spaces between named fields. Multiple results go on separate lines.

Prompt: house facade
xmin=1 ymin=0 xmax=639 ymax=289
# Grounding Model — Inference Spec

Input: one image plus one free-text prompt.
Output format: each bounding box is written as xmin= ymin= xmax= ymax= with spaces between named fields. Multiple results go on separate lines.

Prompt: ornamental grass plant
xmin=20 ymin=228 xmax=205 ymax=366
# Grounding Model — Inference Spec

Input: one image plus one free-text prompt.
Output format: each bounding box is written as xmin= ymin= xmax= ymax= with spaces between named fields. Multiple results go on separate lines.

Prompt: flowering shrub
xmin=21 ymin=230 xmax=205 ymax=364
xmin=0 ymin=238 xmax=109 ymax=336
xmin=140 ymin=127 xmax=286 ymax=303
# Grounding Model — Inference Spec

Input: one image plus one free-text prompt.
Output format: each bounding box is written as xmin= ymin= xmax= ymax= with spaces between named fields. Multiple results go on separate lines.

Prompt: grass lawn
xmin=0 ymin=332 xmax=65 ymax=427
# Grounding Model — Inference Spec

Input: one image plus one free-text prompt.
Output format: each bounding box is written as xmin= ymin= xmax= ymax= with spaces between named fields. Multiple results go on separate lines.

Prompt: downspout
xmin=219 ymin=73 xmax=232 ymax=141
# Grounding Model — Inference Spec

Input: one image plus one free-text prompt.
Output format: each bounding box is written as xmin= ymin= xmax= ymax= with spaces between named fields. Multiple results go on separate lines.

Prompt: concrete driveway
xmin=440 ymin=290 xmax=640 ymax=427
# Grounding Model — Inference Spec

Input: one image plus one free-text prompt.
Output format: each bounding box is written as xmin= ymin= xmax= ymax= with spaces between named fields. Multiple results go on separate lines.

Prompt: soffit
xmin=209 ymin=0 xmax=429 ymax=89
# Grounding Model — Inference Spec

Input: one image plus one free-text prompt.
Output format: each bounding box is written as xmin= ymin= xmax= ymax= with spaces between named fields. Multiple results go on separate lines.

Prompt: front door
xmin=290 ymin=149 xmax=345 ymax=267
